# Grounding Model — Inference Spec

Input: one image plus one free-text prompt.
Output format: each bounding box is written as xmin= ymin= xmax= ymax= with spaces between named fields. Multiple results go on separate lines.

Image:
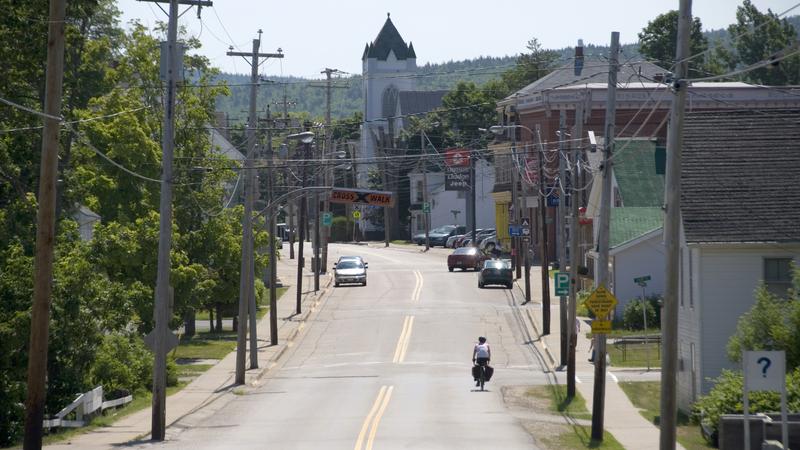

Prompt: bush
xmin=692 ymin=368 xmax=800 ymax=444
xmin=330 ymin=216 xmax=354 ymax=242
xmin=621 ymin=295 xmax=662 ymax=331
xmin=89 ymin=334 xmax=152 ymax=396
xmin=576 ymin=290 xmax=593 ymax=318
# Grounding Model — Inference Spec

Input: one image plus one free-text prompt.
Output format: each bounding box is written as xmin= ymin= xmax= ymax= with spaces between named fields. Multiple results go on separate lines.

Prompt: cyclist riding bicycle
xmin=472 ymin=336 xmax=491 ymax=387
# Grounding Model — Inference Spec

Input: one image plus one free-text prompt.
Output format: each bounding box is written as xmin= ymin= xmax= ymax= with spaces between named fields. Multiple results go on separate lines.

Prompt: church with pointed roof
xmin=359 ymin=14 xmax=448 ymax=185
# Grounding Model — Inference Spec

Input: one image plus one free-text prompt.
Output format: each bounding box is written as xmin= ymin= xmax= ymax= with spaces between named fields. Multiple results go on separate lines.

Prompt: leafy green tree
xmin=727 ymin=267 xmax=800 ymax=369
xmin=638 ymin=10 xmax=710 ymax=76
xmin=723 ymin=0 xmax=800 ymax=85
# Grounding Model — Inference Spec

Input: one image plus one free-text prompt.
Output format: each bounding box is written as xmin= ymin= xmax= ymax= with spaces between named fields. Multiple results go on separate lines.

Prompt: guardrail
xmin=43 ymin=386 xmax=132 ymax=429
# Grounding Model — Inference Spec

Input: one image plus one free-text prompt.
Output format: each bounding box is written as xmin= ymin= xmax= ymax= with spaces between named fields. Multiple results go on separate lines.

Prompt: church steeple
xmin=362 ymin=13 xmax=415 ymax=61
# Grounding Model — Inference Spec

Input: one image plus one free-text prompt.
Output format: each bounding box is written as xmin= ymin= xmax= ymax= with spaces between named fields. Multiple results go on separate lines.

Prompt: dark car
xmin=478 ymin=259 xmax=513 ymax=289
xmin=447 ymin=246 xmax=488 ymax=272
xmin=418 ymin=225 xmax=466 ymax=247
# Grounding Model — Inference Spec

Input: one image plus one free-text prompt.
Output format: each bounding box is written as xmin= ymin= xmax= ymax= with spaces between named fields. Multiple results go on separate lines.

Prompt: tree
xmin=501 ymin=38 xmax=558 ymax=93
xmin=723 ymin=0 xmax=800 ymax=85
xmin=638 ymin=10 xmax=710 ymax=76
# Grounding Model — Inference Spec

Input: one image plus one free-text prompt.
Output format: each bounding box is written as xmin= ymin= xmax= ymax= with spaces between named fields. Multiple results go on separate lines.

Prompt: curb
xmin=249 ymin=273 xmax=333 ymax=386
xmin=523 ymin=308 xmax=558 ymax=369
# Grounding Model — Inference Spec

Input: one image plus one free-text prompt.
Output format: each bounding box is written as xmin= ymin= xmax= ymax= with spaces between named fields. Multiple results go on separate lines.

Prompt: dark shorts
xmin=475 ymin=357 xmax=489 ymax=366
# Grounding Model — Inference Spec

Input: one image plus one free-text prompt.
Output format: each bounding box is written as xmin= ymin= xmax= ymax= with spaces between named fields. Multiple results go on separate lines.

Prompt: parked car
xmin=446 ymin=234 xmax=463 ymax=248
xmin=417 ymin=225 xmax=466 ymax=247
xmin=454 ymin=229 xmax=481 ymax=248
xmin=333 ymin=259 xmax=368 ymax=287
xmin=478 ymin=259 xmax=513 ymax=288
xmin=479 ymin=233 xmax=499 ymax=252
xmin=447 ymin=246 xmax=488 ymax=272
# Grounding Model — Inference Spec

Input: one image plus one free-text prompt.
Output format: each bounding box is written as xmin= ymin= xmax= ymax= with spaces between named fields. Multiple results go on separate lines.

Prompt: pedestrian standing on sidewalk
xmin=588 ymin=333 xmax=596 ymax=363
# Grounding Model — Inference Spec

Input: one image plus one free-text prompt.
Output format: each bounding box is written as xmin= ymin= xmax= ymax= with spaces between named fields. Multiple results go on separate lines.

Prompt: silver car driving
xmin=333 ymin=259 xmax=368 ymax=287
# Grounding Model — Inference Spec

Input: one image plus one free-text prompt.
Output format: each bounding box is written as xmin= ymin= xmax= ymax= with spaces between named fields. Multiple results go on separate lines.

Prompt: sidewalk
xmin=516 ymin=264 xmax=683 ymax=450
xmin=45 ymin=251 xmax=330 ymax=449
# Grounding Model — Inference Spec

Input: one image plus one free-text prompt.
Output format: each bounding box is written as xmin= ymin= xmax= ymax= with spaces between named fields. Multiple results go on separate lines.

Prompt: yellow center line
xmin=365 ymin=385 xmax=394 ymax=450
xmin=397 ymin=316 xmax=414 ymax=363
xmin=392 ymin=316 xmax=413 ymax=363
xmin=354 ymin=385 xmax=387 ymax=450
xmin=412 ymin=270 xmax=423 ymax=303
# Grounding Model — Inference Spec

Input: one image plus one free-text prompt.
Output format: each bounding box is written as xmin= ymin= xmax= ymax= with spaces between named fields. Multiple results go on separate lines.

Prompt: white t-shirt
xmin=474 ymin=343 xmax=490 ymax=358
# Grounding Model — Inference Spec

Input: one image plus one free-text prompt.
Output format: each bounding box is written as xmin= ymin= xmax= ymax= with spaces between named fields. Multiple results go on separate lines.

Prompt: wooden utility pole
xmin=316 ymin=68 xmax=346 ymax=272
xmin=558 ymin=110 xmax=568 ymax=366
xmin=534 ymin=126 xmax=551 ymax=335
xmin=266 ymin=106 xmax=278 ymax=345
xmin=23 ymin=0 xmax=66 ymax=447
xmin=567 ymin=93 xmax=585 ymax=399
xmin=591 ymin=31 xmax=619 ymax=442
xmin=421 ymin=129 xmax=430 ymax=250
xmin=138 ymin=1 xmax=210 ymax=440
xmin=296 ymin=140 xmax=309 ymax=314
xmin=661 ymin=2 xmax=691 ymax=448
xmin=273 ymin=96 xmax=296 ymax=259
xmin=228 ymin=31 xmax=284 ymax=382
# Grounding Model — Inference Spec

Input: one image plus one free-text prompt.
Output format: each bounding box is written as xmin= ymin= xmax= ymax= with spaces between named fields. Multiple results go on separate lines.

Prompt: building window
xmin=764 ymin=258 xmax=793 ymax=297
xmin=415 ymin=180 xmax=423 ymax=202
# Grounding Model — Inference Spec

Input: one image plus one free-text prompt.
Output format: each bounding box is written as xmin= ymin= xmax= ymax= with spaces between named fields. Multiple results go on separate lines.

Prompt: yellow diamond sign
xmin=584 ymin=285 xmax=618 ymax=318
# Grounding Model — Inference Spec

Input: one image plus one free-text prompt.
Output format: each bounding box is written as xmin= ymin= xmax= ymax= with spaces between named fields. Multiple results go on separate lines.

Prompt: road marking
xmin=354 ymin=385 xmax=394 ymax=450
xmin=392 ymin=316 xmax=414 ymax=363
xmin=366 ymin=385 xmax=394 ymax=450
xmin=411 ymin=270 xmax=423 ymax=303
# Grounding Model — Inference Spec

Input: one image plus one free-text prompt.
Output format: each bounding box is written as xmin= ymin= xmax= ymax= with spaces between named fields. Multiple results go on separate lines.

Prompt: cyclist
xmin=472 ymin=336 xmax=491 ymax=386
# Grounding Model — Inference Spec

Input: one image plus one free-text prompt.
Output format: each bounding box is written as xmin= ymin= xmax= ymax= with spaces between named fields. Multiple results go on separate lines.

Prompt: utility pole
xmin=421 ymin=129 xmax=430 ymax=250
xmin=535 ymin=126 xmax=551 ymax=335
xmin=228 ymin=31 xmax=284 ymax=382
xmin=274 ymin=96 xmax=296 ymax=259
xmin=661 ymin=2 xmax=691 ymax=448
xmin=318 ymin=68 xmax=345 ymax=272
xmin=470 ymin=149 xmax=477 ymax=246
xmin=567 ymin=94 xmax=585 ymax=399
xmin=136 ymin=1 xmax=210 ymax=441
xmin=23 ymin=0 xmax=66 ymax=447
xmin=296 ymin=140 xmax=309 ymax=314
xmin=313 ymin=136 xmax=321 ymax=291
xmin=266 ymin=106 xmax=278 ymax=345
xmin=558 ymin=110 xmax=568 ymax=366
xmin=510 ymin=130 xmax=519 ymax=274
xmin=591 ymin=30 xmax=619 ymax=442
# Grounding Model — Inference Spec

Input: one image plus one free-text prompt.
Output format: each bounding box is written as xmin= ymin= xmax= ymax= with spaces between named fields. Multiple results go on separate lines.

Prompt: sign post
xmin=743 ymin=350 xmax=787 ymax=450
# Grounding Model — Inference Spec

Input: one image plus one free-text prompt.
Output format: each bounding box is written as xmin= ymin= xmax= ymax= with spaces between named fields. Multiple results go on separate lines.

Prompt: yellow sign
xmin=330 ymin=188 xmax=395 ymax=207
xmin=584 ymin=285 xmax=618 ymax=318
xmin=590 ymin=320 xmax=612 ymax=334
xmin=353 ymin=210 xmax=362 ymax=219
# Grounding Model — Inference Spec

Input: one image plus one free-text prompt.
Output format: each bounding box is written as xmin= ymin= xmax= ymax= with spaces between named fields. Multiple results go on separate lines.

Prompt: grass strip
xmin=618 ymin=381 xmax=713 ymax=450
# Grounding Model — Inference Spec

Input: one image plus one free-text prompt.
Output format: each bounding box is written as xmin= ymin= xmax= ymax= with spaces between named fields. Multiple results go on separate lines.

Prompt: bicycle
xmin=473 ymin=360 xmax=489 ymax=391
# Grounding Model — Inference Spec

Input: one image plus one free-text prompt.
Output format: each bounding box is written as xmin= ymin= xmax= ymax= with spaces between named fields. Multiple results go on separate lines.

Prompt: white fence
xmin=43 ymin=386 xmax=133 ymax=429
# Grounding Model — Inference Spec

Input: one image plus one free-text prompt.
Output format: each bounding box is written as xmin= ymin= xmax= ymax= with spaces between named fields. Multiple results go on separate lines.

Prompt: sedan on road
xmin=333 ymin=259 xmax=368 ymax=287
xmin=447 ymin=246 xmax=488 ymax=272
xmin=478 ymin=259 xmax=513 ymax=288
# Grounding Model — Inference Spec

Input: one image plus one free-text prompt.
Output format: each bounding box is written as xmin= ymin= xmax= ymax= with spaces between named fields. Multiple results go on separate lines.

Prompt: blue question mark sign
xmin=757 ymin=357 xmax=772 ymax=378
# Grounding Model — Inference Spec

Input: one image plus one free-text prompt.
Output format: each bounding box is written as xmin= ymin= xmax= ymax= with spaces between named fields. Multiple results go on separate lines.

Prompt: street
xmin=145 ymin=243 xmax=546 ymax=449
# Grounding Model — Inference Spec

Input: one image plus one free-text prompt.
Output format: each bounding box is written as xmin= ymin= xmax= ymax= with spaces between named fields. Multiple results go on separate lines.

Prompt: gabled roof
xmin=507 ymin=57 xmax=667 ymax=99
xmin=681 ymin=109 xmax=800 ymax=244
xmin=398 ymin=90 xmax=448 ymax=116
xmin=363 ymin=15 xmax=415 ymax=61
xmin=613 ymin=139 xmax=664 ymax=207
xmin=610 ymin=207 xmax=663 ymax=249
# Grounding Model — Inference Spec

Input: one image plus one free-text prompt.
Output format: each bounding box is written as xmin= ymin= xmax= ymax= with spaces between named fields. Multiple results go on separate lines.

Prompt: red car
xmin=447 ymin=246 xmax=488 ymax=272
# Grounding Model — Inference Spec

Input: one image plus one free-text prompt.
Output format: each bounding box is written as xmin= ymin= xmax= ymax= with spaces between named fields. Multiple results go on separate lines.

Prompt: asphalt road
xmin=148 ymin=243 xmax=546 ymax=449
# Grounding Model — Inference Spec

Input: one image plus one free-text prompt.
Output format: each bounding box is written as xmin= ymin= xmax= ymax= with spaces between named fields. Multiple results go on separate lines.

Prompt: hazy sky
xmin=116 ymin=1 xmax=799 ymax=79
